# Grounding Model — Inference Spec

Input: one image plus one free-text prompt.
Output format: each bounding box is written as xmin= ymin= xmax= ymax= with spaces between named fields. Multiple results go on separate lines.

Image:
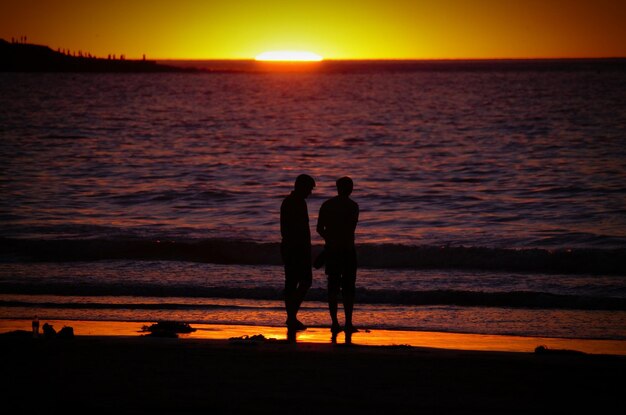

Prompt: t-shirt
xmin=280 ymin=191 xmax=311 ymax=250
xmin=317 ymin=195 xmax=359 ymax=251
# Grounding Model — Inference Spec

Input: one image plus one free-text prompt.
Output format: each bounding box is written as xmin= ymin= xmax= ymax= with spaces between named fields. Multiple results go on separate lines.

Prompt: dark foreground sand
xmin=2 ymin=333 xmax=624 ymax=414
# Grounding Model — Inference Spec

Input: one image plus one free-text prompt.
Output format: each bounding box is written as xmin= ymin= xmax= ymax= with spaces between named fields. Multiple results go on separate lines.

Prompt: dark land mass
xmin=0 ymin=39 xmax=196 ymax=72
xmin=2 ymin=335 xmax=624 ymax=414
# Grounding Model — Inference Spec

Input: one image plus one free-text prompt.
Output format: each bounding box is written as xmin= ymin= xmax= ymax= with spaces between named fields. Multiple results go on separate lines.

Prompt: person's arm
xmin=351 ymin=203 xmax=359 ymax=233
xmin=316 ymin=204 xmax=327 ymax=240
xmin=280 ymin=200 xmax=288 ymax=241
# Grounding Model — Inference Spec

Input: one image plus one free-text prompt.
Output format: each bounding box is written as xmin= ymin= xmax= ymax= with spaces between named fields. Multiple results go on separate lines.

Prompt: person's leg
xmin=342 ymin=253 xmax=358 ymax=333
xmin=325 ymin=250 xmax=342 ymax=332
xmin=327 ymin=274 xmax=341 ymax=333
xmin=293 ymin=277 xmax=311 ymax=317
xmin=286 ymin=288 xmax=308 ymax=330
xmin=286 ymin=292 xmax=306 ymax=330
xmin=343 ymin=292 xmax=356 ymax=332
xmin=285 ymin=252 xmax=310 ymax=330
xmin=284 ymin=267 xmax=297 ymax=324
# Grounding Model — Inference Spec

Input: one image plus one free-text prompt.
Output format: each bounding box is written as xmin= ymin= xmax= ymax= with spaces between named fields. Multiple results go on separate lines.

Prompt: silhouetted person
xmin=31 ymin=316 xmax=39 ymax=338
xmin=317 ymin=176 xmax=359 ymax=334
xmin=281 ymin=174 xmax=316 ymax=331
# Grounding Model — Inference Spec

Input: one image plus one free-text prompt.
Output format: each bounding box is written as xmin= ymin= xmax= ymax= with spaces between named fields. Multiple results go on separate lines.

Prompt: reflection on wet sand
xmin=1 ymin=319 xmax=625 ymax=355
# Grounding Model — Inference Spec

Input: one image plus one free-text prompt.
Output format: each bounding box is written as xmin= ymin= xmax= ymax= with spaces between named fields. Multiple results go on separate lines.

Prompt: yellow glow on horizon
xmin=1 ymin=1 xmax=626 ymax=59
xmin=255 ymin=51 xmax=323 ymax=61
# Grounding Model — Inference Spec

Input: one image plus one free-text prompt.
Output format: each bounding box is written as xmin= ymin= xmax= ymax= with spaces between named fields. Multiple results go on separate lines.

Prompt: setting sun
xmin=255 ymin=51 xmax=323 ymax=62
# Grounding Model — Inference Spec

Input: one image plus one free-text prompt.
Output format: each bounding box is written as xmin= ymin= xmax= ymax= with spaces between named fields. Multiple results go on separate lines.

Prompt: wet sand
xmin=2 ymin=320 xmax=625 ymax=413
xmin=2 ymin=318 xmax=625 ymax=355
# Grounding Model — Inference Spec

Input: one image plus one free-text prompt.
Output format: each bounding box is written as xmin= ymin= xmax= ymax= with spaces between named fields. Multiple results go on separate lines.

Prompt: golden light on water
xmin=255 ymin=51 xmax=323 ymax=62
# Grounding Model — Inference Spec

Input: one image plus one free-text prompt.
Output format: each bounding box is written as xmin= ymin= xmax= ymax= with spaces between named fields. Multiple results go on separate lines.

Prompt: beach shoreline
xmin=2 ymin=325 xmax=624 ymax=413
xmin=2 ymin=318 xmax=625 ymax=356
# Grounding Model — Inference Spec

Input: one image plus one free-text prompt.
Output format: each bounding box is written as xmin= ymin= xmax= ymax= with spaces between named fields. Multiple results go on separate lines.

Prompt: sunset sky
xmin=1 ymin=0 xmax=625 ymax=60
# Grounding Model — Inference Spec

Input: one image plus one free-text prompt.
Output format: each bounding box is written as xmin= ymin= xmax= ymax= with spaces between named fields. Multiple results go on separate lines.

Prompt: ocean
xmin=1 ymin=60 xmax=625 ymax=341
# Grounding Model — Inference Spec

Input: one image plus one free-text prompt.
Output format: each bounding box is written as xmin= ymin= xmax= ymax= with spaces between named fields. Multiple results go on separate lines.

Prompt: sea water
xmin=1 ymin=61 xmax=625 ymax=340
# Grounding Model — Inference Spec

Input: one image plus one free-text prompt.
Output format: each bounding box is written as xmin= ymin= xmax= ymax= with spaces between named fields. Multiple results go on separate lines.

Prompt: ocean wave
xmin=0 ymin=300 xmax=281 ymax=311
xmin=0 ymin=283 xmax=624 ymax=311
xmin=2 ymin=237 xmax=625 ymax=275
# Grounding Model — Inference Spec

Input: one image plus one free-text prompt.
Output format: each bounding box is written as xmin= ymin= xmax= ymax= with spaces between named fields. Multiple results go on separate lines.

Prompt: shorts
xmin=282 ymin=245 xmax=312 ymax=293
xmin=325 ymin=247 xmax=357 ymax=296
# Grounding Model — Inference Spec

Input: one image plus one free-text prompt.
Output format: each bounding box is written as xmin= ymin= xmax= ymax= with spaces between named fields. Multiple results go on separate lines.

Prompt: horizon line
xmin=155 ymin=56 xmax=626 ymax=62
xmin=3 ymin=39 xmax=625 ymax=62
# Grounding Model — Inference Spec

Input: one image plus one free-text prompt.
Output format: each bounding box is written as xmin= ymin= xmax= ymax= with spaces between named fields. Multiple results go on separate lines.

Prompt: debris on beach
xmin=228 ymin=334 xmax=278 ymax=344
xmin=0 ymin=330 xmax=33 ymax=338
xmin=1 ymin=324 xmax=75 ymax=340
xmin=141 ymin=321 xmax=197 ymax=338
xmin=58 ymin=326 xmax=74 ymax=339
xmin=42 ymin=323 xmax=56 ymax=338
xmin=534 ymin=345 xmax=586 ymax=356
xmin=388 ymin=344 xmax=413 ymax=349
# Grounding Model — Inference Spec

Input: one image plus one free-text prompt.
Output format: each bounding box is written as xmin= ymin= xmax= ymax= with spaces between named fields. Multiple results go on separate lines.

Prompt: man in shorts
xmin=280 ymin=174 xmax=316 ymax=331
xmin=316 ymin=176 xmax=359 ymax=334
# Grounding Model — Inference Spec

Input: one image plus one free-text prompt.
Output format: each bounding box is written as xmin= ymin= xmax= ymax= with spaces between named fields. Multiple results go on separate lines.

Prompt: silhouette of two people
xmin=281 ymin=175 xmax=359 ymax=337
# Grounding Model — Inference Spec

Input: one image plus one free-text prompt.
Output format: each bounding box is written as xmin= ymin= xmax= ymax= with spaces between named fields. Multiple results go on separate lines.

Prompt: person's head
xmin=336 ymin=176 xmax=353 ymax=196
xmin=294 ymin=174 xmax=316 ymax=198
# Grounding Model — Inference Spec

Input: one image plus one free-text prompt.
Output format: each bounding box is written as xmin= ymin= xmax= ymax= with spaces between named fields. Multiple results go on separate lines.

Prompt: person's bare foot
xmin=331 ymin=323 xmax=343 ymax=334
xmin=286 ymin=319 xmax=307 ymax=331
xmin=344 ymin=325 xmax=359 ymax=334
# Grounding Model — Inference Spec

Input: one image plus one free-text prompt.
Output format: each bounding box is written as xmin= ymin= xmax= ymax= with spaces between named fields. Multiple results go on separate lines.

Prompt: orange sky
xmin=1 ymin=0 xmax=625 ymax=59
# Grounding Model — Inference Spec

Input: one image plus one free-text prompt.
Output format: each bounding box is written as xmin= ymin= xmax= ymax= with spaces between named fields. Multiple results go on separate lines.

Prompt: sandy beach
xmin=2 ymin=319 xmax=624 ymax=413
xmin=2 ymin=318 xmax=626 ymax=355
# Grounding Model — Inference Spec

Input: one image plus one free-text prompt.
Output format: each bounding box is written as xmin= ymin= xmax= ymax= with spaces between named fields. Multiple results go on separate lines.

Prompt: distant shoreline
xmin=0 ymin=39 xmax=196 ymax=73
xmin=3 ymin=39 xmax=625 ymax=73
xmin=159 ymin=57 xmax=626 ymax=73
